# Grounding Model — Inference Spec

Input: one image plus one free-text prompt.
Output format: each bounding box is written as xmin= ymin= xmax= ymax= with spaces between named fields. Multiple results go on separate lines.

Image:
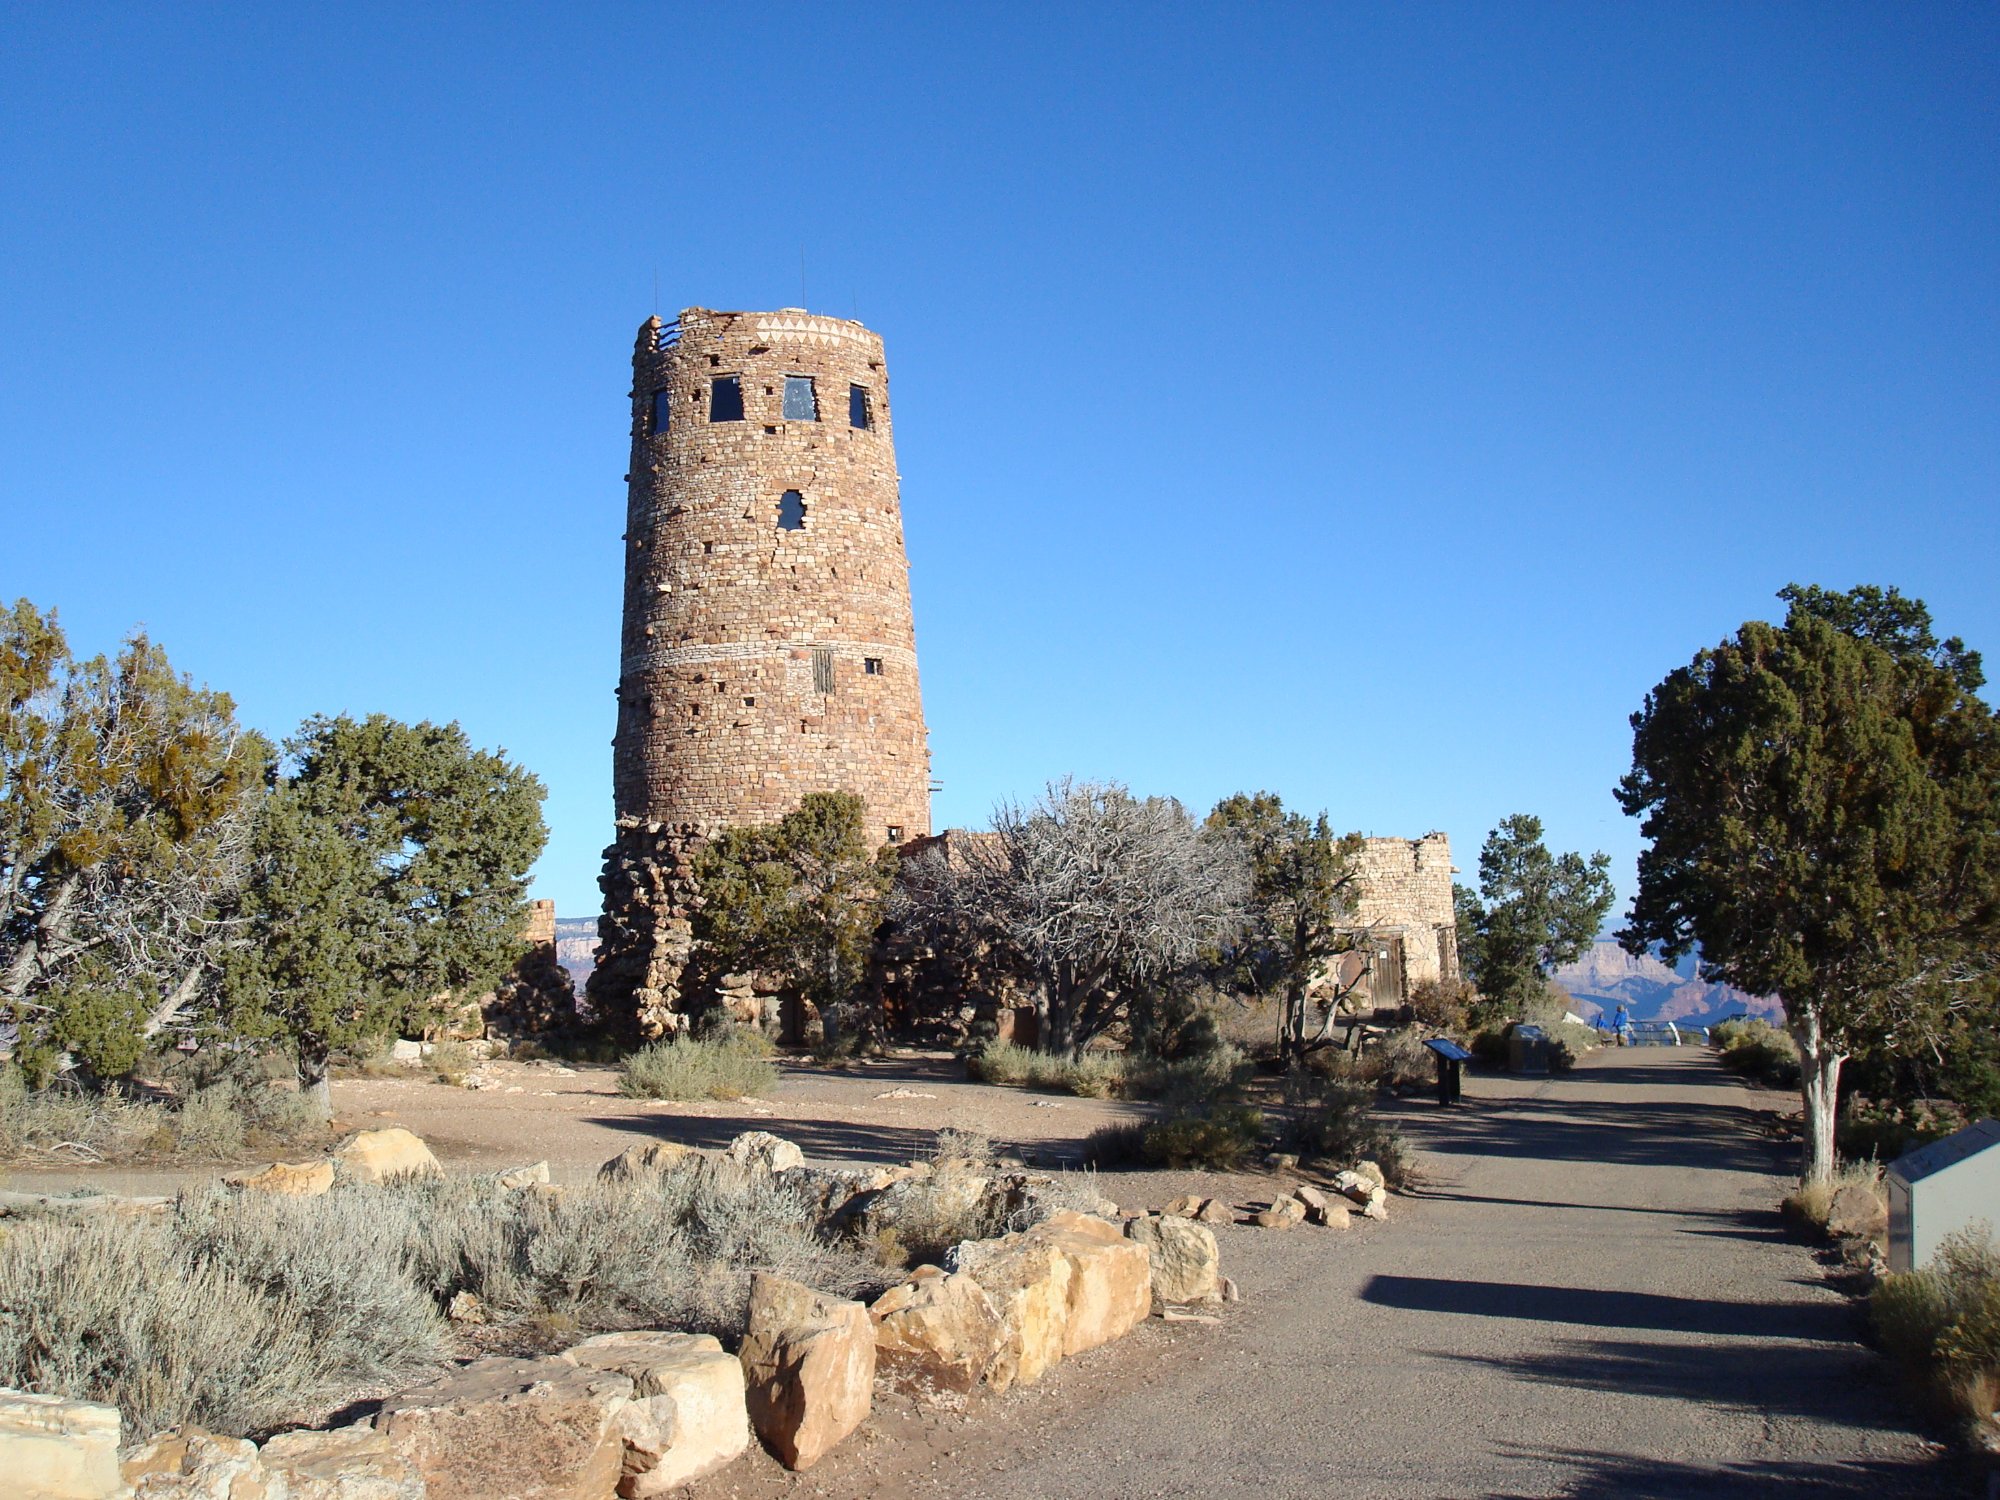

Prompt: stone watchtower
xmin=590 ymin=308 xmax=931 ymax=1036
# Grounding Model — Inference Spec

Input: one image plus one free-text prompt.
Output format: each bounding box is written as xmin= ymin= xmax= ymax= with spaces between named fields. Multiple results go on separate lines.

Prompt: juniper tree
xmin=1205 ymin=791 xmax=1367 ymax=1063
xmin=690 ymin=790 xmax=896 ymax=1045
xmin=1618 ymin=585 xmax=2000 ymax=1186
xmin=1456 ymin=815 xmax=1615 ymax=1021
xmin=1 ymin=600 xmax=269 ymax=1079
xmin=225 ymin=714 xmax=546 ymax=1116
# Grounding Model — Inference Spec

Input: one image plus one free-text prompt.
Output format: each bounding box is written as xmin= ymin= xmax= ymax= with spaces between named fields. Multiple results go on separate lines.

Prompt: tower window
xmin=864 ymin=657 xmax=884 ymax=675
xmin=709 ymin=376 xmax=744 ymax=422
xmin=849 ymin=384 xmax=871 ymax=429
xmin=782 ymin=375 xmax=818 ymax=421
xmin=648 ymin=388 xmax=670 ymax=435
xmin=777 ymin=490 xmax=806 ymax=530
xmin=812 ymin=648 xmax=834 ymax=694
xmin=887 ymin=825 xmax=904 ymax=843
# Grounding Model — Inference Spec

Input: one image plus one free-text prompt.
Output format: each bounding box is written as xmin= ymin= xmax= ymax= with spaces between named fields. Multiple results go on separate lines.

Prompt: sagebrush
xmin=619 ymin=1030 xmax=778 ymax=1101
xmin=968 ymin=1039 xmax=1128 ymax=1098
xmin=1871 ymin=1224 xmax=2000 ymax=1423
xmin=0 ymin=1062 xmax=321 ymax=1167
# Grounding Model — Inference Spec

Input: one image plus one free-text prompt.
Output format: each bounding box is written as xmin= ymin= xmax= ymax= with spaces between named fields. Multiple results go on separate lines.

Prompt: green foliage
xmin=618 ymin=1031 xmax=778 ymax=1101
xmin=968 ymin=1039 xmax=1128 ymax=1098
xmin=1712 ymin=1017 xmax=1802 ymax=1088
xmin=1140 ymin=1104 xmax=1265 ymax=1169
xmin=1456 ymin=815 xmax=1614 ymax=1021
xmin=1619 ymin=584 xmax=2000 ymax=1184
xmin=1206 ymin=792 xmax=1366 ymax=1062
xmin=1871 ymin=1225 xmax=2000 ymax=1421
xmin=3 ymin=600 xmax=271 ymax=1077
xmin=1281 ymin=1071 xmax=1409 ymax=1185
xmin=225 ymin=714 xmax=547 ymax=1114
xmin=691 ymin=791 xmax=894 ymax=1045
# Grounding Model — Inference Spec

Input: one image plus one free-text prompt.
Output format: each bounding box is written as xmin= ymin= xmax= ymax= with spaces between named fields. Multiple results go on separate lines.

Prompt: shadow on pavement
xmin=1435 ymin=1335 xmax=1908 ymax=1427
xmin=1359 ymin=1273 xmax=1855 ymax=1341
xmin=1399 ymin=1093 xmax=1779 ymax=1173
xmin=1481 ymin=1443 xmax=1984 ymax=1499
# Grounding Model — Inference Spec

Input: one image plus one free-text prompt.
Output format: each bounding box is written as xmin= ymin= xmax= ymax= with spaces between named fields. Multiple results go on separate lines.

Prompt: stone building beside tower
xmin=589 ymin=308 xmax=931 ymax=1037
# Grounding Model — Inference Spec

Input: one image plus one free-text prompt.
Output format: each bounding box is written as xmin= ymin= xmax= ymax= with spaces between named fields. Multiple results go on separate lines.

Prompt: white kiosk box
xmin=1884 ymin=1119 xmax=2000 ymax=1274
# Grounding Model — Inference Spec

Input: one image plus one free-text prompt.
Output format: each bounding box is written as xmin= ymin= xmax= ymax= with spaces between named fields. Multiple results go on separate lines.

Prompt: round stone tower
xmin=590 ymin=307 xmax=931 ymax=1036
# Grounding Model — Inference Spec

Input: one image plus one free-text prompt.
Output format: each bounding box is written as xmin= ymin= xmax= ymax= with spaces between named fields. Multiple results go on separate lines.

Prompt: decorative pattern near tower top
xmin=591 ymin=308 xmax=932 ymax=1038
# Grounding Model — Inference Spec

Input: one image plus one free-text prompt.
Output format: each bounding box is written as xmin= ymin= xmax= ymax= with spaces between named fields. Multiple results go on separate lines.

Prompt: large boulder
xmin=726 ymin=1132 xmax=804 ymax=1175
xmin=562 ymin=1331 xmax=750 ymax=1494
xmin=737 ymin=1273 xmax=874 ymax=1471
xmin=1125 ymin=1214 xmax=1221 ymax=1304
xmin=0 ymin=1389 xmax=123 ymax=1500
xmin=333 ymin=1128 xmax=442 ymax=1185
xmin=1825 ymin=1183 xmax=1888 ymax=1240
xmin=869 ymin=1267 xmax=1008 ymax=1396
xmin=374 ymin=1355 xmax=632 ymax=1500
xmin=123 ymin=1428 xmax=272 ymax=1498
xmin=1038 ymin=1211 xmax=1152 ymax=1356
xmin=596 ymin=1142 xmax=695 ymax=1185
xmin=226 ymin=1158 xmax=335 ymax=1196
xmin=259 ymin=1426 xmax=425 ymax=1500
xmin=944 ymin=1231 xmax=1071 ymax=1392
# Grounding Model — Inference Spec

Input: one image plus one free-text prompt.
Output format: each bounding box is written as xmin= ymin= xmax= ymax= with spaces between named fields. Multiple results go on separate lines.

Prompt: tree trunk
xmin=1792 ymin=1005 xmax=1846 ymax=1187
xmin=0 ymin=872 xmax=81 ymax=1001
xmin=297 ymin=1033 xmax=334 ymax=1123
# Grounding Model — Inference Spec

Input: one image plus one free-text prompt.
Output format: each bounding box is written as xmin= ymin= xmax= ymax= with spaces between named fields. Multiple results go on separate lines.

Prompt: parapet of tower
xmin=590 ymin=307 xmax=932 ymax=1036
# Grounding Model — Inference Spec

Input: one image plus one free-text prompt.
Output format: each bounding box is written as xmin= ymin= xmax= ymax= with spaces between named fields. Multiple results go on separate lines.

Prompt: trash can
xmin=1509 ymin=1024 xmax=1550 ymax=1076
xmin=1424 ymin=1037 xmax=1473 ymax=1106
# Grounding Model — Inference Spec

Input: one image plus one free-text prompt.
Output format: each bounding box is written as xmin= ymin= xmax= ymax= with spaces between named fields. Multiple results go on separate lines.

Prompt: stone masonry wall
xmin=592 ymin=308 xmax=932 ymax=1037
xmin=1349 ymin=832 xmax=1459 ymax=993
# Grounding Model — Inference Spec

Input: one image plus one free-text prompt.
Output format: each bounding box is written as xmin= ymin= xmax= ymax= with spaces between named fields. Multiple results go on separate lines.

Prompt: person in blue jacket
xmin=1612 ymin=1003 xmax=1632 ymax=1046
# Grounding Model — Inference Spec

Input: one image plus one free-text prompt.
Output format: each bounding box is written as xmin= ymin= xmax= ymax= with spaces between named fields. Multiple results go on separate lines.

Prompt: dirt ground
xmin=6 ymin=1049 xmax=1982 ymax=1498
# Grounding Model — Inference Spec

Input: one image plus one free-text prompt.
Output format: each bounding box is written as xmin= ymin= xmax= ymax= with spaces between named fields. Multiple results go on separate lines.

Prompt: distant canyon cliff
xmin=1551 ymin=941 xmax=1782 ymax=1027
xmin=553 ymin=917 xmax=599 ymax=995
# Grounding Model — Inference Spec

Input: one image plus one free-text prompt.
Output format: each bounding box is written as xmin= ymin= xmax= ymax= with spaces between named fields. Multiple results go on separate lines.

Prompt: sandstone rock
xmin=1264 ymin=1152 xmax=1300 ymax=1172
xmin=1125 ymin=1214 xmax=1221 ymax=1304
xmin=0 ymin=1388 xmax=122 ymax=1500
xmin=494 ymin=1161 xmax=551 ymax=1190
xmin=1292 ymin=1185 xmax=1330 ymax=1217
xmin=564 ymin=1331 xmax=750 ymax=1494
xmin=1825 ymin=1183 xmax=1888 ymax=1240
xmin=1194 ymin=1198 xmax=1233 ymax=1225
xmin=1161 ymin=1194 xmax=1206 ymax=1219
xmin=124 ymin=1428 xmax=271 ymax=1499
xmin=227 ymin=1158 xmax=335 ymax=1196
xmin=737 ymin=1273 xmax=874 ymax=1471
xmin=259 ymin=1426 xmax=425 ymax=1500
xmin=869 ymin=1269 xmax=1007 ymax=1396
xmin=374 ymin=1355 xmax=632 ymax=1500
xmin=447 ymin=1290 xmax=486 ymax=1323
xmin=1038 ymin=1211 xmax=1152 ymax=1357
xmin=726 ymin=1131 xmax=804 ymax=1175
xmin=1351 ymin=1160 xmax=1386 ymax=1193
xmin=1361 ymin=1191 xmax=1388 ymax=1222
xmin=597 ymin=1141 xmax=694 ymax=1185
xmin=1219 ymin=1275 xmax=1241 ymax=1303
xmin=943 ymin=1232 xmax=1071 ymax=1392
xmin=1318 ymin=1200 xmax=1353 ymax=1230
xmin=1252 ymin=1197 xmax=1306 ymax=1230
xmin=390 ymin=1039 xmax=424 ymax=1064
xmin=333 ymin=1128 xmax=442 ymax=1185
xmin=1331 ymin=1170 xmax=1375 ymax=1205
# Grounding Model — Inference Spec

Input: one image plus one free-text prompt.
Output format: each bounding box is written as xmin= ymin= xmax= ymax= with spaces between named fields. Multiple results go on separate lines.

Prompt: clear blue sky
xmin=5 ymin=6 xmax=1995 ymax=921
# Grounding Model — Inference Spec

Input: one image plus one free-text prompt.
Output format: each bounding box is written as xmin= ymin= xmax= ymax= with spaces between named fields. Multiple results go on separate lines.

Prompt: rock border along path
xmin=689 ymin=1048 xmax=1972 ymax=1499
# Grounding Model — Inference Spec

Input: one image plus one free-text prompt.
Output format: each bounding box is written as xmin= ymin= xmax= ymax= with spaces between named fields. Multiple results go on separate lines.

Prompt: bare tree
xmin=893 ymin=779 xmax=1247 ymax=1057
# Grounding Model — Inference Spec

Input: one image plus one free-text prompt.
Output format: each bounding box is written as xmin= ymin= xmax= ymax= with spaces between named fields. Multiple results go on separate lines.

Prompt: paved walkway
xmin=697 ymin=1047 xmax=1976 ymax=1499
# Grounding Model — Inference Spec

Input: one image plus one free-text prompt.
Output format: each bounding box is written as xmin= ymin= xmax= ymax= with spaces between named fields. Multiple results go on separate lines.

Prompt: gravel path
xmin=693 ymin=1047 xmax=1975 ymax=1500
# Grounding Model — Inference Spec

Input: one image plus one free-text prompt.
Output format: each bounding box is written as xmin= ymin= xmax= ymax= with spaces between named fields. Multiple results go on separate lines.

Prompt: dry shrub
xmin=0 ymin=1153 xmax=888 ymax=1440
xmin=1282 ymin=1071 xmax=1409 ymax=1186
xmin=1140 ymin=1105 xmax=1265 ymax=1169
xmin=967 ymin=1040 xmax=1127 ymax=1098
xmin=0 ymin=1064 xmax=319 ymax=1168
xmin=619 ymin=1031 xmax=778 ymax=1102
xmin=427 ymin=1039 xmax=474 ymax=1086
xmin=1408 ymin=978 xmax=1476 ymax=1031
xmin=1713 ymin=1018 xmax=1801 ymax=1087
xmin=1872 ymin=1224 xmax=2000 ymax=1422
xmin=1782 ymin=1158 xmax=1884 ymax=1234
